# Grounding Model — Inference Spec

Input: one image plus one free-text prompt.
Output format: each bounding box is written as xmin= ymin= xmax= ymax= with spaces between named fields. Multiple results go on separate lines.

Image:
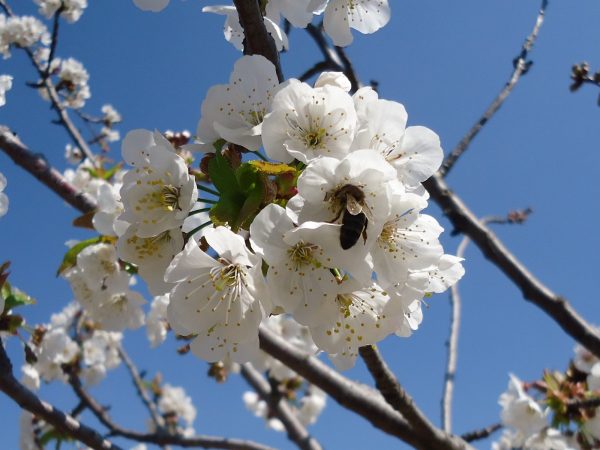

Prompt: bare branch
xmin=240 ymin=363 xmax=323 ymax=450
xmin=423 ymin=173 xmax=600 ymax=357
xmin=43 ymin=4 xmax=64 ymax=79
xmin=0 ymin=2 xmax=97 ymax=165
xmin=231 ymin=0 xmax=284 ymax=82
xmin=460 ymin=423 xmax=503 ymax=442
xmin=68 ymin=373 xmax=276 ymax=450
xmin=441 ymin=211 xmax=531 ymax=432
xmin=0 ymin=126 xmax=97 ymax=213
xmin=117 ymin=345 xmax=165 ymax=430
xmin=259 ymin=327 xmax=474 ymax=450
xmin=305 ymin=24 xmax=361 ymax=92
xmin=440 ymin=0 xmax=548 ymax=177
xmin=0 ymin=341 xmax=122 ymax=450
xmin=358 ymin=345 xmax=472 ymax=450
xmin=567 ymin=396 xmax=600 ymax=413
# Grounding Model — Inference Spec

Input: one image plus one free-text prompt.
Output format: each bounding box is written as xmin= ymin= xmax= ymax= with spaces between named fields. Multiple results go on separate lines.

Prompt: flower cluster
xmin=0 ymin=74 xmax=11 ymax=107
xmin=40 ymin=57 xmax=91 ymax=108
xmin=34 ymin=0 xmax=88 ymax=23
xmin=0 ymin=14 xmax=49 ymax=59
xmin=493 ymin=344 xmax=600 ymax=449
xmin=110 ymin=55 xmax=464 ymax=370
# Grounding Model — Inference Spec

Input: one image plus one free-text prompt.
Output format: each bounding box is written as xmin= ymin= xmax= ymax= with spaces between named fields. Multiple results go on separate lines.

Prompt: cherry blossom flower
xmin=197 ymin=55 xmax=279 ymax=152
xmin=312 ymin=0 xmax=391 ymax=47
xmin=166 ymin=227 xmax=271 ymax=363
xmin=0 ymin=15 xmax=50 ymax=59
xmin=119 ymin=129 xmax=197 ymax=237
xmin=35 ymin=0 xmax=88 ymax=23
xmin=146 ymin=294 xmax=170 ymax=347
xmin=262 ymin=78 xmax=357 ymax=163
xmin=158 ymin=384 xmax=197 ymax=426
xmin=352 ymin=87 xmax=443 ymax=188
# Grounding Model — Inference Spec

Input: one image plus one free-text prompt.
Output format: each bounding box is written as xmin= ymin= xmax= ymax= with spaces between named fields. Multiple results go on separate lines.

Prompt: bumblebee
xmin=325 ymin=184 xmax=371 ymax=250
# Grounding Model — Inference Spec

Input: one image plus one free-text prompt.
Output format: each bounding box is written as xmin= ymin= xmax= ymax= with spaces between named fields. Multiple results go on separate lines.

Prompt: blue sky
xmin=1 ymin=1 xmax=600 ymax=449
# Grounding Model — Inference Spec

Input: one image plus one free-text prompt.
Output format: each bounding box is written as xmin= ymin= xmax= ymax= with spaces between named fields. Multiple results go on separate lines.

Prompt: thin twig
xmin=117 ymin=345 xmax=165 ymax=429
xmin=304 ymin=24 xmax=361 ymax=92
xmin=0 ymin=341 xmax=121 ymax=450
xmin=358 ymin=345 xmax=472 ymax=450
xmin=460 ymin=423 xmax=503 ymax=442
xmin=423 ymin=173 xmax=600 ymax=357
xmin=43 ymin=4 xmax=65 ymax=79
xmin=440 ymin=0 xmax=549 ymax=176
xmin=442 ymin=211 xmax=532 ymax=432
xmin=0 ymin=2 xmax=97 ymax=165
xmin=567 ymin=397 xmax=600 ymax=413
xmin=68 ymin=373 xmax=276 ymax=450
xmin=240 ymin=363 xmax=322 ymax=450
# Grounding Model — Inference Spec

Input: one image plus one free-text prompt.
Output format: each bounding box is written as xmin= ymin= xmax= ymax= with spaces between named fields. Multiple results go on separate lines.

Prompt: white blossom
xmin=146 ymin=294 xmax=170 ymax=347
xmin=93 ymin=182 xmax=129 ymax=237
xmin=352 ymin=87 xmax=443 ymax=187
xmin=312 ymin=0 xmax=391 ymax=47
xmin=249 ymin=204 xmax=340 ymax=326
xmin=0 ymin=15 xmax=50 ymax=59
xmin=309 ymin=280 xmax=397 ymax=370
xmin=117 ymin=225 xmax=184 ymax=295
xmin=101 ymin=104 xmax=122 ymax=124
xmin=499 ymin=374 xmax=549 ymax=441
xmin=166 ymin=227 xmax=271 ymax=363
xmin=35 ymin=0 xmax=88 ymax=23
xmin=65 ymin=143 xmax=83 ymax=165
xmin=33 ymin=328 xmax=79 ymax=382
xmin=158 ymin=384 xmax=197 ymax=426
xmin=0 ymin=74 xmax=12 ymax=106
xmin=243 ymin=391 xmax=285 ymax=432
xmin=81 ymin=330 xmax=122 ymax=385
xmin=197 ymin=55 xmax=279 ymax=152
xmin=120 ymin=129 xmax=197 ymax=237
xmin=262 ymin=78 xmax=357 ymax=163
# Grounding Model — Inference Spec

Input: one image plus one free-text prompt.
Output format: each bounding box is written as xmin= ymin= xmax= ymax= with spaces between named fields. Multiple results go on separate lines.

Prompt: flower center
xmin=212 ymin=261 xmax=244 ymax=292
xmin=303 ymin=127 xmax=327 ymax=149
xmin=160 ymin=184 xmax=181 ymax=211
xmin=287 ymin=241 xmax=321 ymax=269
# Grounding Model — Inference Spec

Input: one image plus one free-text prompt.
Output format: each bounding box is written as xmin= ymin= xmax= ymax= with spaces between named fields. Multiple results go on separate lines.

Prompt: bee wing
xmin=346 ymin=196 xmax=363 ymax=215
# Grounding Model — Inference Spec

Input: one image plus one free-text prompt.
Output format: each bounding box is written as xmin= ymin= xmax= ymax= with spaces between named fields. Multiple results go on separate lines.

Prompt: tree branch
xmin=231 ymin=0 xmax=284 ymax=83
xmin=0 ymin=341 xmax=122 ymax=450
xmin=240 ymin=363 xmax=322 ymax=450
xmin=68 ymin=373 xmax=276 ymax=450
xmin=358 ymin=345 xmax=472 ymax=450
xmin=440 ymin=0 xmax=548 ymax=176
xmin=460 ymin=423 xmax=503 ymax=442
xmin=117 ymin=345 xmax=165 ymax=430
xmin=0 ymin=126 xmax=97 ymax=213
xmin=259 ymin=327 xmax=474 ymax=450
xmin=423 ymin=173 xmax=600 ymax=357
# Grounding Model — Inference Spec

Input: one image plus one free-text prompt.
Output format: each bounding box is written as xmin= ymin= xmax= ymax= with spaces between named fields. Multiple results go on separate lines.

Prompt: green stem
xmin=189 ymin=207 xmax=211 ymax=216
xmin=197 ymin=184 xmax=220 ymax=196
xmin=198 ymin=198 xmax=217 ymax=204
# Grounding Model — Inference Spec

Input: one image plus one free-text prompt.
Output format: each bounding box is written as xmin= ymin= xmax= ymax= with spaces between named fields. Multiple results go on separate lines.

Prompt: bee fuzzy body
xmin=340 ymin=210 xmax=368 ymax=250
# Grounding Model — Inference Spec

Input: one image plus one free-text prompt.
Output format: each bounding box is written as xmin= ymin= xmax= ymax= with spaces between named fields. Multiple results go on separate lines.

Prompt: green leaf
xmin=4 ymin=288 xmax=35 ymax=311
xmin=235 ymin=163 xmax=266 ymax=229
xmin=56 ymin=236 xmax=116 ymax=276
xmin=102 ymin=162 xmax=123 ymax=180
